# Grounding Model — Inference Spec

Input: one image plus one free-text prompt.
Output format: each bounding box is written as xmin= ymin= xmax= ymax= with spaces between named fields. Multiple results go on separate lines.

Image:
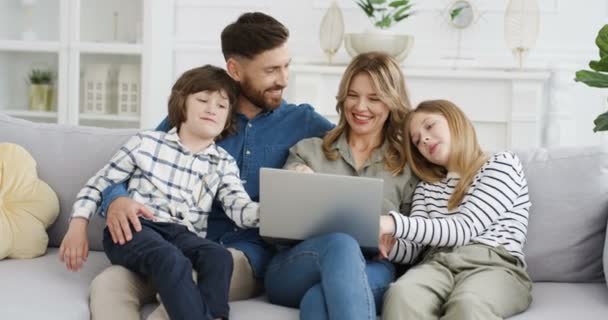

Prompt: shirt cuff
xmin=388 ymin=210 xmax=406 ymax=238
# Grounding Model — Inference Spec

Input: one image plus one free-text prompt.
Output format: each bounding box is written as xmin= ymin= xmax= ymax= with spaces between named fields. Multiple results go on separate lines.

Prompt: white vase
xmin=319 ymin=0 xmax=344 ymax=64
xmin=504 ymin=0 xmax=540 ymax=68
xmin=344 ymin=30 xmax=414 ymax=63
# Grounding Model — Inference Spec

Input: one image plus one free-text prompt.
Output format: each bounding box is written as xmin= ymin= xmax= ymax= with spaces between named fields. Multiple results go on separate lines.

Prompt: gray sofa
xmin=1 ymin=112 xmax=607 ymax=319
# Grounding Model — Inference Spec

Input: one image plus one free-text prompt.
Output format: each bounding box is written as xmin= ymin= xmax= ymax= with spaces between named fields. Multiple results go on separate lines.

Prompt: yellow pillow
xmin=0 ymin=143 xmax=59 ymax=259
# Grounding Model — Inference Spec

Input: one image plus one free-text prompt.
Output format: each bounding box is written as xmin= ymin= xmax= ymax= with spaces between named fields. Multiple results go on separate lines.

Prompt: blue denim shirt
xmin=100 ymin=101 xmax=334 ymax=278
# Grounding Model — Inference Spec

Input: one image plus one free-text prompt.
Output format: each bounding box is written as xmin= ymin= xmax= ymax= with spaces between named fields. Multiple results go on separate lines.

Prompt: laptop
xmin=259 ymin=168 xmax=384 ymax=249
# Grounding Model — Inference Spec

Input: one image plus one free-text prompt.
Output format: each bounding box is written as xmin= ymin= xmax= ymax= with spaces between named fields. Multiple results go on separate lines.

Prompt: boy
xmin=60 ymin=65 xmax=259 ymax=320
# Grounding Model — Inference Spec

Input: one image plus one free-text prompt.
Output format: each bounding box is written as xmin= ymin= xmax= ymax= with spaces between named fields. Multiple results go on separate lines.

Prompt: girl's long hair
xmin=404 ymin=100 xmax=488 ymax=210
xmin=322 ymin=52 xmax=413 ymax=175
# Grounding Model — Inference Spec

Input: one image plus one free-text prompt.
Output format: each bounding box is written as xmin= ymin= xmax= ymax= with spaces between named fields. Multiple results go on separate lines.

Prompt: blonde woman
xmin=380 ymin=100 xmax=533 ymax=320
xmin=264 ymin=52 xmax=420 ymax=320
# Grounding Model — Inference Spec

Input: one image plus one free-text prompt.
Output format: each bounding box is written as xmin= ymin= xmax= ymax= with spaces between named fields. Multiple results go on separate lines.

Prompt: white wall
xmin=172 ymin=0 xmax=608 ymax=147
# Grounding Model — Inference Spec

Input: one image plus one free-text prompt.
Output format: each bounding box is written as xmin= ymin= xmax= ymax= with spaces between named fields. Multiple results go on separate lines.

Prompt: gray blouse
xmin=284 ymin=135 xmax=419 ymax=215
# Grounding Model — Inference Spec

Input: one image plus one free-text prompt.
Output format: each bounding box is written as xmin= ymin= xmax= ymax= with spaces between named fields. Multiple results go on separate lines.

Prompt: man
xmin=89 ymin=12 xmax=334 ymax=319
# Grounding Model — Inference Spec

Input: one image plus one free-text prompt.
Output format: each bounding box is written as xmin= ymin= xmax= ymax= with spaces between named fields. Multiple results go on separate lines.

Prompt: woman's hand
xmin=59 ymin=218 xmax=89 ymax=272
xmin=289 ymin=164 xmax=314 ymax=174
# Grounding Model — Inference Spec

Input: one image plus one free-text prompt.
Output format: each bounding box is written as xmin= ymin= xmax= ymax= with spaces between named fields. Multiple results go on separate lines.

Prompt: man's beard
xmin=240 ymin=78 xmax=284 ymax=112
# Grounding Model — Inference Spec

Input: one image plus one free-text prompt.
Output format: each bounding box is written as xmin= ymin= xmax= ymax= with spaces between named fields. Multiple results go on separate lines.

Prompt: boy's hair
xmin=168 ymin=65 xmax=239 ymax=139
xmin=322 ymin=51 xmax=413 ymax=176
xmin=221 ymin=12 xmax=289 ymax=60
xmin=404 ymin=99 xmax=488 ymax=210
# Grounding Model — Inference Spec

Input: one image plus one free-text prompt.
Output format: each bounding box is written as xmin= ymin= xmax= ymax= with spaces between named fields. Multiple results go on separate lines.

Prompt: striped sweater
xmin=388 ymin=152 xmax=531 ymax=266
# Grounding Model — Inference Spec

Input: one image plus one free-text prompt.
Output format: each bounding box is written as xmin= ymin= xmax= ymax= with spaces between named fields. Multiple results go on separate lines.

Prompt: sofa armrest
xmin=605 ymin=219 xmax=608 ymax=285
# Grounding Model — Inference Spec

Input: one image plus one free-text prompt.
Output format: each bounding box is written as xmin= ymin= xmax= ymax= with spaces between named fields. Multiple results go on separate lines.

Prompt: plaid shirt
xmin=71 ymin=128 xmax=259 ymax=237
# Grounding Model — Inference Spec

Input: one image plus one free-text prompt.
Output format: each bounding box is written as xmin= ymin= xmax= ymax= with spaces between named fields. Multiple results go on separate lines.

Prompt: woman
xmin=264 ymin=52 xmax=420 ymax=320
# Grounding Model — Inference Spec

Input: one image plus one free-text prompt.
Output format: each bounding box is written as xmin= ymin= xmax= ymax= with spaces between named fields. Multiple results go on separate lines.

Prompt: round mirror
xmin=449 ymin=0 xmax=474 ymax=29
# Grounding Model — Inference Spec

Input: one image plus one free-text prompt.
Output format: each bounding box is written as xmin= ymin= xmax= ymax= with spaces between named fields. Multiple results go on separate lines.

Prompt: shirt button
xmin=247 ymin=123 xmax=252 ymax=128
xmin=246 ymin=150 xmax=251 ymax=155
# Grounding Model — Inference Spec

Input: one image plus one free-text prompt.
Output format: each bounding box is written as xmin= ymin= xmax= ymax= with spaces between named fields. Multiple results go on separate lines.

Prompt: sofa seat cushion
xmin=509 ymin=282 xmax=608 ymax=319
xmin=144 ymin=283 xmax=608 ymax=320
xmin=0 ymin=143 xmax=59 ymax=259
xmin=0 ymin=248 xmax=110 ymax=320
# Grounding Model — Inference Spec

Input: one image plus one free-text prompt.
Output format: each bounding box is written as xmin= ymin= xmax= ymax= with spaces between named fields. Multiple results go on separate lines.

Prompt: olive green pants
xmin=382 ymin=244 xmax=532 ymax=320
xmin=89 ymin=248 xmax=262 ymax=320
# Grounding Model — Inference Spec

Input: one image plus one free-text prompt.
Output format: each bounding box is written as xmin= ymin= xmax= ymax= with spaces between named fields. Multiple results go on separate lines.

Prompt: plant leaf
xmin=393 ymin=5 xmax=413 ymax=22
xmin=388 ymin=0 xmax=407 ymax=8
xmin=590 ymin=57 xmax=608 ymax=72
xmin=593 ymin=110 xmax=608 ymax=132
xmin=596 ymin=24 xmax=608 ymax=59
xmin=450 ymin=7 xmax=464 ymax=20
xmin=356 ymin=0 xmax=374 ymax=17
xmin=574 ymin=70 xmax=608 ymax=88
xmin=370 ymin=0 xmax=386 ymax=4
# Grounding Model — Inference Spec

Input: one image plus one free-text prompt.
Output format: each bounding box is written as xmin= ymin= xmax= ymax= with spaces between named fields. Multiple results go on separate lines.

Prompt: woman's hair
xmin=404 ymin=99 xmax=488 ymax=210
xmin=322 ymin=52 xmax=413 ymax=175
xmin=168 ymin=65 xmax=239 ymax=140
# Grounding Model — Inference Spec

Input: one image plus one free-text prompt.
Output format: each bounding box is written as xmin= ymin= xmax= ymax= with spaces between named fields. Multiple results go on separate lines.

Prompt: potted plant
xmin=345 ymin=0 xmax=416 ymax=62
xmin=27 ymin=69 xmax=53 ymax=112
xmin=575 ymin=24 xmax=608 ymax=132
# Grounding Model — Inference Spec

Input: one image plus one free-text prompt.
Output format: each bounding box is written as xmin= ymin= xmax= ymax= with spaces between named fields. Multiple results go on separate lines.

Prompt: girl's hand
xmin=59 ymin=218 xmax=89 ymax=272
xmin=378 ymin=234 xmax=397 ymax=259
xmin=380 ymin=215 xmax=396 ymax=236
xmin=289 ymin=164 xmax=314 ymax=174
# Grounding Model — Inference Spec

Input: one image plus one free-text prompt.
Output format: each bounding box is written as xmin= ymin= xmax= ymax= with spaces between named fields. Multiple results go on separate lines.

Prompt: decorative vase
xmin=29 ymin=84 xmax=52 ymax=111
xmin=504 ymin=0 xmax=540 ymax=69
xmin=319 ymin=0 xmax=344 ymax=64
xmin=344 ymin=30 xmax=414 ymax=63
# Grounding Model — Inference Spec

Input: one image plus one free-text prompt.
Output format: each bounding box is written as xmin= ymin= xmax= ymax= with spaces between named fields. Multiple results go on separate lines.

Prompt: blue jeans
xmin=103 ymin=219 xmax=233 ymax=320
xmin=264 ymin=233 xmax=395 ymax=320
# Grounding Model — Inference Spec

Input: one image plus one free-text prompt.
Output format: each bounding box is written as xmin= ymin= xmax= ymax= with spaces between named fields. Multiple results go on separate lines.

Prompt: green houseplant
xmin=27 ymin=69 xmax=54 ymax=112
xmin=355 ymin=0 xmax=414 ymax=29
xmin=345 ymin=0 xmax=416 ymax=62
xmin=574 ymin=24 xmax=608 ymax=132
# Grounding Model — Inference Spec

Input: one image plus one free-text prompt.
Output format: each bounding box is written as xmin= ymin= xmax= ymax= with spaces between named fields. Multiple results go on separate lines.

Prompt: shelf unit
xmin=0 ymin=0 xmax=174 ymax=129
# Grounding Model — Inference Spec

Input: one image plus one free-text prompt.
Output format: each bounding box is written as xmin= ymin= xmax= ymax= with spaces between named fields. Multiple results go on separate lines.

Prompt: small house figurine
xmin=83 ymin=64 xmax=116 ymax=114
xmin=117 ymin=64 xmax=140 ymax=116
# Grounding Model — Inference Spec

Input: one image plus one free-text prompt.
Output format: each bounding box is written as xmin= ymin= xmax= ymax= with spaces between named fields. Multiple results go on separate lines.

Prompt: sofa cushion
xmin=605 ymin=218 xmax=608 ymax=285
xmin=0 ymin=143 xmax=59 ymax=259
xmin=508 ymin=282 xmax=608 ymax=319
xmin=0 ymin=248 xmax=110 ymax=320
xmin=516 ymin=145 xmax=608 ymax=282
xmin=0 ymin=114 xmax=137 ymax=251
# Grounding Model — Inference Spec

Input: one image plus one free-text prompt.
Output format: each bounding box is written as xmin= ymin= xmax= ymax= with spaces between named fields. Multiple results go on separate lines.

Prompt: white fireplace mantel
xmin=287 ymin=64 xmax=551 ymax=151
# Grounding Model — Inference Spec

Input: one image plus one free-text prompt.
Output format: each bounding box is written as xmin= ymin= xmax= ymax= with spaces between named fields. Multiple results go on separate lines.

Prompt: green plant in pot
xmin=575 ymin=24 xmax=608 ymax=132
xmin=28 ymin=69 xmax=54 ymax=112
xmin=345 ymin=0 xmax=416 ymax=62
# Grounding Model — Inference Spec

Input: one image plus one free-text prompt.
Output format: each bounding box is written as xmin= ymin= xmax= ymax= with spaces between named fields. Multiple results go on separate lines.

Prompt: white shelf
xmin=0 ymin=40 xmax=62 ymax=53
xmin=3 ymin=110 xmax=58 ymax=119
xmin=79 ymin=113 xmax=140 ymax=122
xmin=75 ymin=42 xmax=143 ymax=55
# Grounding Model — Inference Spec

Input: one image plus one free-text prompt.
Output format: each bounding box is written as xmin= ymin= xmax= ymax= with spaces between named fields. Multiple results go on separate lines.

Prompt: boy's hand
xmin=106 ymin=197 xmax=154 ymax=245
xmin=59 ymin=218 xmax=89 ymax=272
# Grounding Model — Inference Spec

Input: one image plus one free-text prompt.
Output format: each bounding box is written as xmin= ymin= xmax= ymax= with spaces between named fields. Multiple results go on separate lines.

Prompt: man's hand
xmin=106 ymin=197 xmax=154 ymax=245
xmin=59 ymin=218 xmax=89 ymax=272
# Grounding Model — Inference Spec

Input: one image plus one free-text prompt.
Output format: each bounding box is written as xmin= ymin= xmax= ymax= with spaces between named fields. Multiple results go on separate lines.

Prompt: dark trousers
xmin=103 ymin=219 xmax=233 ymax=320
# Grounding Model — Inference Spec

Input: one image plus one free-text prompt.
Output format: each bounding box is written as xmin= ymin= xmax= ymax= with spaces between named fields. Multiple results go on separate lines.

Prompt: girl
xmin=379 ymin=99 xmax=533 ymax=320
